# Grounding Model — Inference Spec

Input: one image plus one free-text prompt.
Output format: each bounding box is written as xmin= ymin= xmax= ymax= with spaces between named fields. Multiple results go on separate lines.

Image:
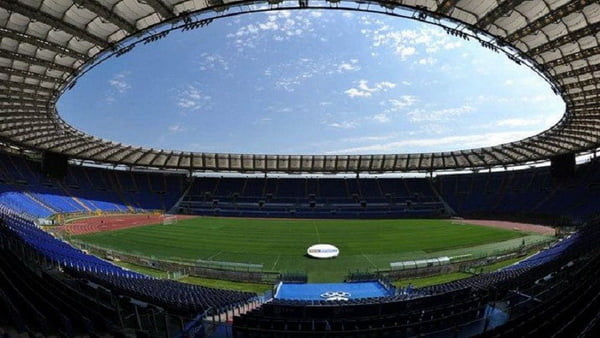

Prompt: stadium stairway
xmin=428 ymin=177 xmax=456 ymax=216
xmin=106 ymin=175 xmax=136 ymax=213
xmin=168 ymin=177 xmax=198 ymax=215
xmin=22 ymin=191 xmax=57 ymax=215
xmin=57 ymin=181 xmax=93 ymax=213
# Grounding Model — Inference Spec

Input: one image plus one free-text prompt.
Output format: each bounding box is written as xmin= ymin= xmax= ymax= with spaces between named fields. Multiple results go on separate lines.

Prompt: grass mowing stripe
xmin=74 ymin=217 xmax=530 ymax=282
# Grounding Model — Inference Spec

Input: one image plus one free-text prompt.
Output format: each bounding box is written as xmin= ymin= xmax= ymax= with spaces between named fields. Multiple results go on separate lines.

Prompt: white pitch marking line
xmin=314 ymin=223 xmax=321 ymax=242
xmin=272 ymin=254 xmax=281 ymax=270
xmin=206 ymin=251 xmax=222 ymax=260
xmin=362 ymin=253 xmax=378 ymax=268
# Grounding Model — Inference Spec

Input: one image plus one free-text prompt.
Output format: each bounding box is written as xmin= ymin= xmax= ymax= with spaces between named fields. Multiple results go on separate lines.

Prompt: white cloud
xmin=168 ymin=124 xmax=185 ymax=133
xmin=359 ymin=22 xmax=463 ymax=61
xmin=371 ymin=113 xmax=391 ymax=123
xmin=328 ymin=121 xmax=358 ymax=129
xmin=199 ymin=53 xmax=229 ymax=71
xmin=397 ymin=46 xmax=416 ymax=59
xmin=496 ymin=118 xmax=544 ymax=128
xmin=268 ymin=58 xmax=360 ymax=92
xmin=388 ymin=96 xmax=417 ymax=109
xmin=177 ymin=85 xmax=211 ymax=110
xmin=108 ymin=72 xmax=130 ymax=93
xmin=418 ymin=57 xmax=437 ymax=65
xmin=325 ymin=131 xmax=535 ymax=154
xmin=105 ymin=71 xmax=131 ymax=103
xmin=345 ymin=88 xmax=372 ymax=98
xmin=337 ymin=59 xmax=360 ymax=73
xmin=227 ymin=11 xmax=315 ymax=51
xmin=344 ymin=80 xmax=396 ymax=98
xmin=407 ymin=105 xmax=474 ymax=122
xmin=340 ymin=135 xmax=396 ymax=143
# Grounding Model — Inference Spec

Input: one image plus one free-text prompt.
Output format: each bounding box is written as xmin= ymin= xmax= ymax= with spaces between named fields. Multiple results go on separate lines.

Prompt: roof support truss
xmin=505 ymin=0 xmax=593 ymax=43
xmin=0 ymin=27 xmax=87 ymax=60
xmin=528 ymin=21 xmax=600 ymax=57
xmin=476 ymin=0 xmax=526 ymax=29
xmin=1 ymin=1 xmax=110 ymax=48
xmin=71 ymin=0 xmax=137 ymax=34
xmin=0 ymin=49 xmax=74 ymax=73
xmin=143 ymin=0 xmax=174 ymax=19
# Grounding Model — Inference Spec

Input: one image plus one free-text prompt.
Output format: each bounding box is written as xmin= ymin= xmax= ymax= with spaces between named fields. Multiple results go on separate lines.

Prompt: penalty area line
xmin=272 ymin=254 xmax=281 ymax=270
xmin=362 ymin=253 xmax=378 ymax=268
xmin=206 ymin=251 xmax=222 ymax=260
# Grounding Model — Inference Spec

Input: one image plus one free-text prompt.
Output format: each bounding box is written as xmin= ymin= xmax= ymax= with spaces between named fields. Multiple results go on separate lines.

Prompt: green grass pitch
xmin=73 ymin=217 xmax=530 ymax=282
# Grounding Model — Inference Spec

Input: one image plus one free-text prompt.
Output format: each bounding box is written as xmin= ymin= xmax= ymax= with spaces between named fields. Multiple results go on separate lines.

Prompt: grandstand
xmin=1 ymin=0 xmax=600 ymax=337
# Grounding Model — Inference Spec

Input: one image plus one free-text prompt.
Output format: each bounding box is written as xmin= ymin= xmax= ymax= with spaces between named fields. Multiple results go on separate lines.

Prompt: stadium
xmin=1 ymin=0 xmax=600 ymax=337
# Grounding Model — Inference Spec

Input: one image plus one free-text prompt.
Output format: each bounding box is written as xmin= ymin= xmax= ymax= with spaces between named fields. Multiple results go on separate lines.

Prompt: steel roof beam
xmin=505 ymin=0 xmax=593 ymax=43
xmin=476 ymin=0 xmax=526 ymax=29
xmin=436 ymin=0 xmax=460 ymax=15
xmin=0 ymin=80 xmax=54 ymax=94
xmin=534 ymin=136 xmax=574 ymax=152
xmin=119 ymin=148 xmax=145 ymax=163
xmin=143 ymin=0 xmax=174 ymax=19
xmin=0 ymin=49 xmax=74 ymax=74
xmin=104 ymin=146 xmax=134 ymax=162
xmin=519 ymin=139 xmax=556 ymax=155
xmin=81 ymin=142 xmax=126 ymax=159
xmin=0 ymin=87 xmax=52 ymax=100
xmin=41 ymin=135 xmax=94 ymax=152
xmin=553 ymin=63 xmax=600 ymax=81
xmin=72 ymin=143 xmax=113 ymax=158
xmin=0 ymin=27 xmax=87 ymax=60
xmin=490 ymin=147 xmax=519 ymax=163
xmin=508 ymin=142 xmax=539 ymax=159
xmin=0 ymin=65 xmax=63 ymax=83
xmin=72 ymin=0 xmax=137 ymax=34
xmin=546 ymin=46 xmax=600 ymax=69
xmin=0 ymin=99 xmax=48 ymax=107
xmin=569 ymin=88 xmax=600 ymax=101
xmin=569 ymin=102 xmax=600 ymax=111
xmin=545 ymin=132 xmax=594 ymax=148
xmin=1 ymin=0 xmax=110 ymax=49
xmin=528 ymin=21 xmax=600 ymax=57
xmin=563 ymin=78 xmax=599 ymax=90
xmin=13 ymin=129 xmax=60 ymax=144
xmin=2 ymin=125 xmax=57 ymax=139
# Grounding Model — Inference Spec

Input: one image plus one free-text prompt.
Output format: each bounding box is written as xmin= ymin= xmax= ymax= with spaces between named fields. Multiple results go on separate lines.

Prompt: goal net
xmin=162 ymin=214 xmax=178 ymax=225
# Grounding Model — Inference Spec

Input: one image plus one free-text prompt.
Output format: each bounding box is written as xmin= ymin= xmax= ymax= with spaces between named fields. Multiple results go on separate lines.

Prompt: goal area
xmin=162 ymin=214 xmax=178 ymax=225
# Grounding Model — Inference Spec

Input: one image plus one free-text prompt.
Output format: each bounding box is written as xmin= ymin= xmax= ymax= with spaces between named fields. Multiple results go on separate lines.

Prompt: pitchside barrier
xmin=70 ymin=240 xmax=279 ymax=284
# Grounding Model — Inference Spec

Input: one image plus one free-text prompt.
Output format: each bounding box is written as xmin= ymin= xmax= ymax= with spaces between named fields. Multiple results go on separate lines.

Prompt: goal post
xmin=162 ymin=214 xmax=178 ymax=225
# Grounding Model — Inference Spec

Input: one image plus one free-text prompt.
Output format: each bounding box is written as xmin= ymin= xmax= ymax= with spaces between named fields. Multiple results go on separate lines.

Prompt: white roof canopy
xmin=0 ymin=0 xmax=599 ymax=172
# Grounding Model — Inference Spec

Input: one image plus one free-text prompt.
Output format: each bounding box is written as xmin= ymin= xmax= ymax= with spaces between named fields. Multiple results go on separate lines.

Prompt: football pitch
xmin=72 ymin=217 xmax=545 ymax=282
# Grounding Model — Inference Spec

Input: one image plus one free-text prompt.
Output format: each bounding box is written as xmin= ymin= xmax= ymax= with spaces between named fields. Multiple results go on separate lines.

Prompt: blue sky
xmin=58 ymin=9 xmax=564 ymax=155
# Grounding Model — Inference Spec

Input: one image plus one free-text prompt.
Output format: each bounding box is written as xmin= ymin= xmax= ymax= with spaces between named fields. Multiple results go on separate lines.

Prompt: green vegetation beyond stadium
xmin=73 ymin=217 xmax=539 ymax=282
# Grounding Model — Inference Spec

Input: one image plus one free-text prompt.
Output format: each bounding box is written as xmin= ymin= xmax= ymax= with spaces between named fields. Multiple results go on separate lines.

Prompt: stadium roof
xmin=0 ymin=0 xmax=599 ymax=173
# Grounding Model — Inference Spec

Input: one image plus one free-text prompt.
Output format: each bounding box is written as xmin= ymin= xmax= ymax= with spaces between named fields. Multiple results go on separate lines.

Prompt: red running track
xmin=56 ymin=214 xmax=196 ymax=235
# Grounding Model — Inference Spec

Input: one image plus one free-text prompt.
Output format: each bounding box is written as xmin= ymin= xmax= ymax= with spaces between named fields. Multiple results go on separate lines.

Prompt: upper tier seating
xmin=0 ymin=152 xmax=185 ymax=218
xmin=437 ymin=159 xmax=600 ymax=223
xmin=179 ymin=176 xmax=448 ymax=219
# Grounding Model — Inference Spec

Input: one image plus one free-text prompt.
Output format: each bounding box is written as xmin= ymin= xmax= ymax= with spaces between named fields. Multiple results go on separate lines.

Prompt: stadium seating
xmin=0 ymin=152 xmax=185 ymax=218
xmin=436 ymin=159 xmax=600 ymax=223
xmin=3 ymin=150 xmax=600 ymax=336
xmin=178 ymin=176 xmax=448 ymax=219
xmin=0 ymin=206 xmax=256 ymax=319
